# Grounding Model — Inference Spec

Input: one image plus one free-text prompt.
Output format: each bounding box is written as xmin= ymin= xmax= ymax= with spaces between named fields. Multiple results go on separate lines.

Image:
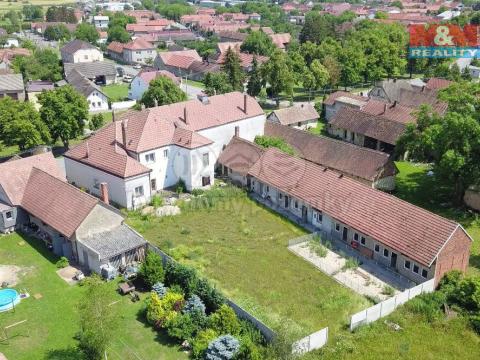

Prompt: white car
xmin=133 ymin=64 xmax=142 ymax=69
xmin=123 ymin=75 xmax=133 ymax=83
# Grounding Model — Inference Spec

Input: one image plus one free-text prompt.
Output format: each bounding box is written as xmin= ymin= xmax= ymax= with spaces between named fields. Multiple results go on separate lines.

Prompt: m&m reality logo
xmin=409 ymin=24 xmax=480 ymax=58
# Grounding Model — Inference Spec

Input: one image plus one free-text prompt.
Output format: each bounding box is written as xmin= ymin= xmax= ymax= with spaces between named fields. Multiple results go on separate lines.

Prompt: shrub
xmin=196 ymin=278 xmax=226 ymax=313
xmin=308 ymin=239 xmax=328 ymax=258
xmin=342 ymin=257 xmax=360 ymax=271
xmin=234 ymin=337 xmax=261 ymax=360
xmin=405 ymin=291 xmax=446 ymax=322
xmin=56 ymin=256 xmax=69 ymax=268
xmin=457 ymin=277 xmax=480 ymax=312
xmin=254 ymin=135 xmax=295 ymax=155
xmin=152 ymin=282 xmax=168 ymax=298
xmin=184 ymin=294 xmax=206 ymax=315
xmin=150 ymin=194 xmax=163 ymax=208
xmin=209 ymin=304 xmax=241 ymax=336
xmin=166 ymin=313 xmax=199 ymax=341
xmin=176 ymin=178 xmax=186 ymax=194
xmin=206 ymin=335 xmax=240 ymax=360
xmin=146 ymin=291 xmax=184 ymax=329
xmin=164 ymin=261 xmax=198 ymax=297
xmin=192 ymin=329 xmax=218 ymax=359
xmin=470 ymin=314 xmax=480 ymax=334
xmin=138 ymin=251 xmax=164 ymax=288
xmin=90 ymin=113 xmax=104 ymax=130
xmin=191 ymin=188 xmax=205 ymax=196
xmin=382 ymin=285 xmax=395 ymax=296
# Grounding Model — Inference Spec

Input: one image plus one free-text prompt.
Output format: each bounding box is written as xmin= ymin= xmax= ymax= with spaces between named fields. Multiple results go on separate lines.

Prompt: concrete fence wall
xmin=147 ymin=243 xmax=276 ymax=342
xmin=350 ymin=278 xmax=435 ymax=331
xmin=112 ymin=100 xmax=136 ymax=110
xmin=292 ymin=327 xmax=329 ymax=355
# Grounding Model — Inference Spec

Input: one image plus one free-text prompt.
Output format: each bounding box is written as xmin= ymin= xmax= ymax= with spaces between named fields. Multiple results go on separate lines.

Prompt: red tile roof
xmin=0 ymin=152 xmax=65 ymax=206
xmin=425 ymin=78 xmax=453 ymax=90
xmin=217 ymin=136 xmax=264 ymax=175
xmin=270 ymin=33 xmax=291 ymax=49
xmin=330 ymin=106 xmax=408 ymax=145
xmin=361 ymin=100 xmax=415 ymax=124
xmin=269 ymin=104 xmax=319 ymax=126
xmin=107 ymin=41 xmax=124 ymax=54
xmin=123 ymin=38 xmax=155 ymax=50
xmin=324 ymin=91 xmax=368 ymax=106
xmin=216 ymin=51 xmax=268 ymax=69
xmin=158 ymin=50 xmax=202 ymax=69
xmin=21 ymin=168 xmax=98 ymax=238
xmin=137 ymin=70 xmax=179 ymax=85
xmin=248 ymin=147 xmax=467 ymax=267
xmin=264 ymin=122 xmax=396 ymax=182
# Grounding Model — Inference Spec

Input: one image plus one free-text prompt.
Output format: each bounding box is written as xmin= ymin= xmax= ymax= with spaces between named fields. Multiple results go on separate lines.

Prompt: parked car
xmin=123 ymin=75 xmax=133 ymax=83
xmin=133 ymin=64 xmax=142 ymax=69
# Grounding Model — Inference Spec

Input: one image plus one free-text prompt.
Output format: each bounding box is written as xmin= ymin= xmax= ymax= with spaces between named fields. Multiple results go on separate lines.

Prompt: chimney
xmin=112 ymin=110 xmax=115 ymax=122
xmin=122 ymin=119 xmax=128 ymax=147
xmin=383 ymin=103 xmax=387 ymax=114
xmin=86 ymin=141 xmax=90 ymax=158
xmin=183 ymin=107 xmax=189 ymax=124
xmin=243 ymin=94 xmax=248 ymax=114
xmin=392 ymin=100 xmax=397 ymax=108
xmin=100 ymin=182 xmax=109 ymax=205
xmin=234 ymin=126 xmax=239 ymax=137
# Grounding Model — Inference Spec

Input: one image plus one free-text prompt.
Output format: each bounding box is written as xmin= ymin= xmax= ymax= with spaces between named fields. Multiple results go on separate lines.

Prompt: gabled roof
xmin=61 ymin=39 xmax=97 ymax=55
xmin=324 ymin=91 xmax=368 ymax=106
xmin=0 ymin=152 xmax=65 ymax=206
xmin=64 ymin=61 xmax=117 ymax=79
xmin=217 ymin=136 xmax=264 ymax=176
xmin=248 ymin=147 xmax=465 ymax=267
xmin=21 ymin=168 xmax=99 ymax=238
xmin=216 ymin=51 xmax=268 ymax=69
xmin=157 ymin=50 xmax=202 ymax=68
xmin=269 ymin=104 xmax=319 ymax=126
xmin=330 ymin=106 xmax=407 ymax=145
xmin=136 ymin=70 xmax=179 ymax=85
xmin=107 ymin=41 xmax=124 ymax=54
xmin=270 ymin=33 xmax=291 ymax=49
xmin=123 ymin=38 xmax=155 ymax=51
xmin=425 ymin=78 xmax=453 ymax=90
xmin=0 ymin=74 xmax=24 ymax=92
xmin=264 ymin=122 xmax=395 ymax=181
xmin=26 ymin=80 xmax=54 ymax=93
xmin=361 ymin=100 xmax=415 ymax=124
xmin=66 ymin=69 xmax=106 ymax=98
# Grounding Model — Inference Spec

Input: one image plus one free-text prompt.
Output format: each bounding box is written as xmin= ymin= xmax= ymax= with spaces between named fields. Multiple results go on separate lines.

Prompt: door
xmin=390 ymin=252 xmax=398 ymax=268
xmin=302 ymin=206 xmax=308 ymax=222
xmin=83 ymin=250 xmax=89 ymax=270
xmin=342 ymin=227 xmax=348 ymax=241
xmin=247 ymin=177 xmax=251 ymax=189
xmin=284 ymin=195 xmax=289 ymax=208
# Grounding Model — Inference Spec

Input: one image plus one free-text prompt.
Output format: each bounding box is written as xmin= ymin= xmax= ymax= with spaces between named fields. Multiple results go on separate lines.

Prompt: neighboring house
xmin=26 ymin=81 xmax=54 ymax=110
xmin=0 ymin=152 xmax=147 ymax=273
xmin=60 ymin=39 xmax=104 ymax=64
xmin=138 ymin=30 xmax=197 ymax=46
xmin=128 ymin=69 xmax=179 ymax=100
xmin=267 ymin=104 xmax=319 ymax=130
xmin=264 ymin=122 xmax=397 ymax=190
xmin=216 ymin=48 xmax=268 ymax=71
xmin=242 ymin=145 xmax=471 ymax=285
xmin=0 ymin=48 xmax=31 ymax=72
xmin=425 ymin=78 xmax=453 ymax=91
xmin=93 ymin=15 xmax=109 ymax=28
xmin=106 ymin=39 xmax=155 ymax=64
xmin=269 ymin=33 xmax=291 ymax=50
xmin=64 ymin=92 xmax=266 ymax=209
xmin=328 ymin=106 xmax=408 ymax=153
xmin=0 ymin=73 xmax=25 ymax=101
xmin=64 ymin=61 xmax=117 ymax=85
xmin=31 ymin=22 xmax=78 ymax=34
xmin=66 ymin=69 xmax=109 ymax=112
xmin=217 ymin=31 xmax=248 ymax=42
xmin=154 ymin=49 xmax=202 ymax=76
xmin=324 ymin=91 xmax=369 ymax=122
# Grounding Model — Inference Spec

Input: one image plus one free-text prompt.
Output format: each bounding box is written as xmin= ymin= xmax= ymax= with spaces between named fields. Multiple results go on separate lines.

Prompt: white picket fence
xmin=350 ymin=278 xmax=435 ymax=331
xmin=292 ymin=327 xmax=329 ymax=355
xmin=111 ymin=100 xmax=136 ymax=110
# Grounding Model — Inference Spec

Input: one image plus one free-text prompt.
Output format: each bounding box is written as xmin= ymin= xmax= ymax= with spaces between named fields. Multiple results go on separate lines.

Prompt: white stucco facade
xmin=128 ymin=76 xmax=149 ymax=100
xmin=87 ymin=90 xmax=109 ymax=112
xmin=124 ymin=48 xmax=155 ymax=64
xmin=62 ymin=48 xmax=104 ymax=64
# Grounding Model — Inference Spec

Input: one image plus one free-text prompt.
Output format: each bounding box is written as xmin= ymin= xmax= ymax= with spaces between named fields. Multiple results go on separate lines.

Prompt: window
xmin=413 ymin=264 xmax=419 ymax=274
xmin=294 ymin=201 xmax=298 ymax=209
xmin=279 ymin=193 xmax=282 ymax=199
xmin=97 ymin=102 xmax=101 ymax=106
xmin=136 ymin=51 xmax=141 ymax=54
xmin=151 ymin=178 xmax=156 ymax=191
xmin=84 ymin=55 xmax=88 ymax=60
xmin=5 ymin=211 xmax=12 ymax=220
xmin=374 ymin=244 xmax=380 ymax=252
xmin=266 ymin=185 xmax=269 ymax=192
xmin=145 ymin=153 xmax=155 ymax=163
xmin=134 ymin=186 xmax=144 ymax=197
xmin=202 ymin=176 xmax=211 ymax=186
xmin=202 ymin=153 xmax=209 ymax=166
xmin=422 ymin=269 xmax=428 ymax=278
xmin=360 ymin=236 xmax=366 ymax=245
xmin=163 ymin=149 xmax=168 ymax=158
xmin=404 ymin=260 xmax=411 ymax=269
xmin=317 ymin=211 xmax=323 ymax=223
xmin=383 ymin=249 xmax=389 ymax=257
xmin=297 ymin=122 xmax=301 ymax=127
xmin=354 ymin=233 xmax=359 ymax=241
xmin=335 ymin=223 xmax=340 ymax=232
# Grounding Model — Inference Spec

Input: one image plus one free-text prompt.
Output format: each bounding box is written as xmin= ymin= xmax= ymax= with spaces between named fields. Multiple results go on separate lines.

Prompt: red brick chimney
xmin=121 ymin=119 xmax=128 ymax=147
xmin=243 ymin=94 xmax=248 ymax=114
xmin=100 ymin=182 xmax=109 ymax=205
xmin=234 ymin=125 xmax=239 ymax=137
xmin=183 ymin=107 xmax=189 ymax=125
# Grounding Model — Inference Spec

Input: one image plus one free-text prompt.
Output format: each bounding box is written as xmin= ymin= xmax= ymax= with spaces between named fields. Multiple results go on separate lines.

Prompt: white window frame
xmin=294 ymin=200 xmax=298 ymax=209
xmin=421 ymin=268 xmax=428 ymax=278
xmin=134 ymin=186 xmax=144 ymax=197
xmin=145 ymin=152 xmax=155 ymax=163
xmin=353 ymin=233 xmax=359 ymax=241
xmin=413 ymin=264 xmax=419 ymax=274
xmin=374 ymin=244 xmax=380 ymax=252
xmin=5 ymin=211 xmax=13 ymax=220
xmin=202 ymin=153 xmax=209 ymax=167
xmin=163 ymin=149 xmax=168 ymax=158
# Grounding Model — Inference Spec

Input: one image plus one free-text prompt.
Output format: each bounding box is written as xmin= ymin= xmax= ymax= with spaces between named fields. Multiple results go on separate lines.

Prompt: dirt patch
xmin=0 ymin=265 xmax=28 ymax=287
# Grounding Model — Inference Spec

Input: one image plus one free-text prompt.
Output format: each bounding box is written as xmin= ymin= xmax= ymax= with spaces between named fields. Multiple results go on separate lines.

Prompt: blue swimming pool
xmin=0 ymin=289 xmax=20 ymax=312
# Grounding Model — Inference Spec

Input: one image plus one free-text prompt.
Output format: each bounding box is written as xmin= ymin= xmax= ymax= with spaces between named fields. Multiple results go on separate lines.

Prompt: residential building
xmin=267 ymin=104 xmax=319 ymax=130
xmin=425 ymin=78 xmax=452 ymax=91
xmin=64 ymin=61 xmax=117 ymax=85
xmin=64 ymin=92 xmax=265 ymax=209
xmin=0 ymin=48 xmax=31 ymax=72
xmin=154 ymin=49 xmax=202 ymax=77
xmin=66 ymin=69 xmax=109 ymax=112
xmin=31 ymin=22 xmax=78 ymax=35
xmin=219 ymin=146 xmax=472 ymax=285
xmin=0 ymin=73 xmax=25 ymax=101
xmin=92 ymin=15 xmax=109 ymax=28
xmin=128 ymin=69 xmax=179 ymax=100
xmin=264 ymin=122 xmax=397 ymax=190
xmin=26 ymin=81 xmax=54 ymax=110
xmin=270 ymin=33 xmax=291 ymax=50
xmin=107 ymin=38 xmax=156 ymax=64
xmin=60 ymin=39 xmax=104 ymax=64
xmin=324 ymin=91 xmax=369 ymax=122
xmin=0 ymin=152 xmax=147 ymax=273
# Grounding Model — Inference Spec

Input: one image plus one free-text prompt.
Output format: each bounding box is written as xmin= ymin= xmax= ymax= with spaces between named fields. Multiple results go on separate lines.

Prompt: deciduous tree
xmin=204 ymin=72 xmax=234 ymax=96
xmin=140 ymin=76 xmax=187 ymax=108
xmin=240 ymin=30 xmax=275 ymax=56
xmin=222 ymin=47 xmax=244 ymax=91
xmin=247 ymin=57 xmax=262 ymax=97
xmin=74 ymin=23 xmax=100 ymax=44
xmin=261 ymin=49 xmax=293 ymax=106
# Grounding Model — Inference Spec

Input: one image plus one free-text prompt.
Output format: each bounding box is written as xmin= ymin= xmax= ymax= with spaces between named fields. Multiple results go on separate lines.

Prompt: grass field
xmin=0 ymin=233 xmax=187 ymax=360
xmin=0 ymin=0 xmax=73 ymax=13
xmin=102 ymin=84 xmax=130 ymax=102
xmin=128 ymin=192 xmax=370 ymax=338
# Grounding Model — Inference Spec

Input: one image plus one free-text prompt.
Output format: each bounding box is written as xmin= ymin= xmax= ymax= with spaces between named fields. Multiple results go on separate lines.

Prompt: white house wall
xmin=69 ymin=49 xmax=104 ymax=63
xmin=128 ymin=77 xmax=148 ymax=100
xmin=87 ymin=91 xmax=109 ymax=112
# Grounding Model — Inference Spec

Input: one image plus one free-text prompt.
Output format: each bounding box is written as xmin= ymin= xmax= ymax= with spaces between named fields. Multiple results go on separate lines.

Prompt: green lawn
xmin=127 ymin=193 xmax=370 ymax=338
xmin=0 ymin=144 xmax=19 ymax=159
xmin=307 ymin=121 xmax=327 ymax=136
xmin=394 ymin=161 xmax=480 ymax=276
xmin=0 ymin=233 xmax=187 ymax=360
xmin=102 ymin=84 xmax=130 ymax=102
xmin=184 ymin=79 xmax=205 ymax=89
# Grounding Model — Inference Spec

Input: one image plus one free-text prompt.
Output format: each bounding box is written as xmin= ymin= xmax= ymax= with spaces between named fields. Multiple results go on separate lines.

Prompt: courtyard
xmin=127 ymin=190 xmax=371 ymax=338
